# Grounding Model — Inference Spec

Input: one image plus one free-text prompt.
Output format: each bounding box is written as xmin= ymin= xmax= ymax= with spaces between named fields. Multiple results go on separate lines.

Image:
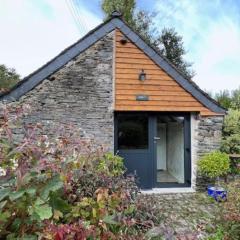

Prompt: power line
xmin=65 ymin=0 xmax=89 ymax=35
xmin=73 ymin=0 xmax=89 ymax=33
xmin=70 ymin=0 xmax=88 ymax=33
xmin=65 ymin=0 xmax=82 ymax=33
xmin=65 ymin=0 xmax=85 ymax=35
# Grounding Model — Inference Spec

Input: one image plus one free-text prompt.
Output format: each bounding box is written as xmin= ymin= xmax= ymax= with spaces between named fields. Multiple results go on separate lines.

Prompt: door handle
xmin=154 ymin=137 xmax=161 ymax=140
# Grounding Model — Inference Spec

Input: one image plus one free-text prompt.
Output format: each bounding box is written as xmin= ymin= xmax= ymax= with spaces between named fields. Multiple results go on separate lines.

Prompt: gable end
xmin=0 ymin=16 xmax=225 ymax=115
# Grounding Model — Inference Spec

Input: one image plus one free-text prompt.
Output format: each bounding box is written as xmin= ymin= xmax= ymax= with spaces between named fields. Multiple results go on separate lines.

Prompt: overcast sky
xmin=0 ymin=0 xmax=239 ymax=92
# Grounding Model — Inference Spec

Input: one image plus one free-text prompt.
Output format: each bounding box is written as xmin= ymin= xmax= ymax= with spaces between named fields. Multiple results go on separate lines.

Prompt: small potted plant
xmin=198 ymin=151 xmax=230 ymax=201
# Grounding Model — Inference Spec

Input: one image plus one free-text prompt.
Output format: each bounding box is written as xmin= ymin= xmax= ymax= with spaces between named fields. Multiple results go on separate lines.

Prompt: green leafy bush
xmin=206 ymin=226 xmax=225 ymax=240
xmin=228 ymin=157 xmax=240 ymax=176
xmin=221 ymin=109 xmax=240 ymax=154
xmin=0 ymin=173 xmax=66 ymax=239
xmin=97 ymin=152 xmax=125 ymax=177
xmin=0 ymin=105 xmax=154 ymax=239
xmin=0 ymin=64 xmax=20 ymax=89
xmin=198 ymin=151 xmax=230 ymax=179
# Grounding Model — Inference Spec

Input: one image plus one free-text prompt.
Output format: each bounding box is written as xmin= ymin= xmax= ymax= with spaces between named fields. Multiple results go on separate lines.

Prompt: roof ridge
xmin=0 ymin=15 xmax=225 ymax=114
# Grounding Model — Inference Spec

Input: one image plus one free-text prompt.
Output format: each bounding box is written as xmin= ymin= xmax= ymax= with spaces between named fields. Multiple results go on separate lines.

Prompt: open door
xmin=154 ymin=114 xmax=191 ymax=187
xmin=115 ymin=112 xmax=191 ymax=189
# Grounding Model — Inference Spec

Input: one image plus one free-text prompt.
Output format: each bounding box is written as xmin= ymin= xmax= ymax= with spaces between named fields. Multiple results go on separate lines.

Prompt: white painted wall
xmin=154 ymin=113 xmax=199 ymax=191
xmin=157 ymin=123 xmax=167 ymax=170
xmin=167 ymin=122 xmax=185 ymax=183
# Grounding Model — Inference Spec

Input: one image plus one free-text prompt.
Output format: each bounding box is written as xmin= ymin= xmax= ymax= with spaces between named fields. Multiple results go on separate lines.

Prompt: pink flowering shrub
xmin=0 ymin=105 xmax=151 ymax=240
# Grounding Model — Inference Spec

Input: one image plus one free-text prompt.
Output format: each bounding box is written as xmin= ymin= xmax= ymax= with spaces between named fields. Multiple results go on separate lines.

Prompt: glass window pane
xmin=118 ymin=115 xmax=148 ymax=149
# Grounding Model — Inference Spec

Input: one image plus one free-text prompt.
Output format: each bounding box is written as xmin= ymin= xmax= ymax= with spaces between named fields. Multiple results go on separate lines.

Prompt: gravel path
xmin=139 ymin=193 xmax=219 ymax=239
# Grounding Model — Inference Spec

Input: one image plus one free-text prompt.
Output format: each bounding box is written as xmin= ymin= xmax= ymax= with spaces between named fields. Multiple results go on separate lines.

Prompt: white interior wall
xmin=167 ymin=122 xmax=184 ymax=183
xmin=157 ymin=123 xmax=167 ymax=170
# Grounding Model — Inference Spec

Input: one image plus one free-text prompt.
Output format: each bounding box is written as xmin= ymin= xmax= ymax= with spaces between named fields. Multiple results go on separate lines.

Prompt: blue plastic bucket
xmin=207 ymin=186 xmax=227 ymax=201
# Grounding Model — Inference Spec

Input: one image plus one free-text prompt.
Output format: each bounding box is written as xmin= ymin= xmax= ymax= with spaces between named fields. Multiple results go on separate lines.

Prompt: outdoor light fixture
xmin=139 ymin=69 xmax=146 ymax=81
xmin=120 ymin=36 xmax=128 ymax=44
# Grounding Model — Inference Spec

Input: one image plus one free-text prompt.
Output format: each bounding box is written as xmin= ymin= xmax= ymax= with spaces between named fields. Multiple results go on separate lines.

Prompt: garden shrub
xmin=221 ymin=109 xmax=240 ymax=154
xmin=220 ymin=109 xmax=240 ymax=176
xmin=197 ymin=151 xmax=230 ymax=179
xmin=0 ymin=105 xmax=152 ymax=239
xmin=97 ymin=152 xmax=125 ymax=177
xmin=229 ymin=157 xmax=240 ymax=176
xmin=208 ymin=179 xmax=240 ymax=240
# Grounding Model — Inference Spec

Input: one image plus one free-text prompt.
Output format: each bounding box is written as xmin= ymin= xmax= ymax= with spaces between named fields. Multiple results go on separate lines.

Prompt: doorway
xmin=115 ymin=112 xmax=191 ymax=189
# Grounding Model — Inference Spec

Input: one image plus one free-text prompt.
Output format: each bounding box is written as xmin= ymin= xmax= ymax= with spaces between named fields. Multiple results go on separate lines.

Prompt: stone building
xmin=0 ymin=12 xmax=225 ymax=191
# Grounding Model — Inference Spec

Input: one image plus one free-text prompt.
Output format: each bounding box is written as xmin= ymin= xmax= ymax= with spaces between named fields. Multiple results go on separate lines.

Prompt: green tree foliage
xmin=157 ymin=28 xmax=194 ymax=78
xmin=0 ymin=64 xmax=20 ymax=90
xmin=231 ymin=88 xmax=240 ymax=110
xmin=101 ymin=0 xmax=194 ymax=79
xmin=158 ymin=28 xmax=186 ymax=66
xmin=212 ymin=87 xmax=240 ymax=110
xmin=131 ymin=10 xmax=194 ymax=78
xmin=102 ymin=0 xmax=135 ymax=24
xmin=214 ymin=90 xmax=232 ymax=109
xmin=132 ymin=10 xmax=159 ymax=47
xmin=221 ymin=109 xmax=240 ymax=154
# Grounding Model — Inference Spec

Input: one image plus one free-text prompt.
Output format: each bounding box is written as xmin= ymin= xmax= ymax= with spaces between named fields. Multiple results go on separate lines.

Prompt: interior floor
xmin=157 ymin=170 xmax=178 ymax=183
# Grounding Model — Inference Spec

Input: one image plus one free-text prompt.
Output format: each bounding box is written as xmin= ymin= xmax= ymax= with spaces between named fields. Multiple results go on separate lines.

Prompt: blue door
xmin=115 ymin=113 xmax=191 ymax=189
xmin=115 ymin=113 xmax=154 ymax=189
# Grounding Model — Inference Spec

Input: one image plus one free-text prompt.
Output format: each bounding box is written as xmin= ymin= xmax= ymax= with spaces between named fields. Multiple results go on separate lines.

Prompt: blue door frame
xmin=114 ymin=112 xmax=191 ymax=189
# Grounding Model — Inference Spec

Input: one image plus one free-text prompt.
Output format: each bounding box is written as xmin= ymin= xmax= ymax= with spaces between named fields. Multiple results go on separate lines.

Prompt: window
xmin=117 ymin=115 xmax=148 ymax=149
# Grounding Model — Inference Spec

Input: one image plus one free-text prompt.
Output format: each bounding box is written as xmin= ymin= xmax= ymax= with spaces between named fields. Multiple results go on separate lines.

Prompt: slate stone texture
xmin=6 ymin=32 xmax=114 ymax=151
xmin=195 ymin=116 xmax=224 ymax=190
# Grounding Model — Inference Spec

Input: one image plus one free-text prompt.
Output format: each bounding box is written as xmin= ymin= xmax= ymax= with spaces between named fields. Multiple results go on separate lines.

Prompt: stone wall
xmin=196 ymin=116 xmax=224 ymax=157
xmin=6 ymin=32 xmax=114 ymax=151
xmin=192 ymin=115 xmax=224 ymax=190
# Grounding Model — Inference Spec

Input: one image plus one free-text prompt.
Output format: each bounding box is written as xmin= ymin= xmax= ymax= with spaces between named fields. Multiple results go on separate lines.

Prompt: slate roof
xmin=0 ymin=12 xmax=225 ymax=114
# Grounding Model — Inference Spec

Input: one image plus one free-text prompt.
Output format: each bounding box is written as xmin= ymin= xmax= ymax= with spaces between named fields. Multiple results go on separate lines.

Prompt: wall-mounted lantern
xmin=138 ymin=69 xmax=146 ymax=81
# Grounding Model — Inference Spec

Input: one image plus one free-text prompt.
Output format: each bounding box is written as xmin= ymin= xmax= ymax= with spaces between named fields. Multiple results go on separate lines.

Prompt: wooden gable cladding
xmin=114 ymin=29 xmax=221 ymax=116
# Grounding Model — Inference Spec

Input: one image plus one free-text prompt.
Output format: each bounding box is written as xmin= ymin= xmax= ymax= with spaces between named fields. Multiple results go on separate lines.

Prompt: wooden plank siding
xmin=114 ymin=29 xmax=222 ymax=116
